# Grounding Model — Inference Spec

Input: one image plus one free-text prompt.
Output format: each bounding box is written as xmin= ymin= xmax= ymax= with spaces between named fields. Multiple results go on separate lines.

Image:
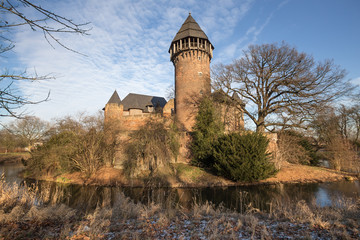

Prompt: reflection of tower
xmin=169 ymin=13 xmax=214 ymax=131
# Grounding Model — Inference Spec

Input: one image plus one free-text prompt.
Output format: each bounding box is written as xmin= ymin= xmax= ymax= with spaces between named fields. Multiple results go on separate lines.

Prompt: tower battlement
xmin=169 ymin=37 xmax=213 ymax=62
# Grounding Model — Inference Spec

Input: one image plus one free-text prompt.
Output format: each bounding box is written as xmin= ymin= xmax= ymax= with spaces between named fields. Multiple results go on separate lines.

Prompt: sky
xmin=1 ymin=0 xmax=360 ymax=125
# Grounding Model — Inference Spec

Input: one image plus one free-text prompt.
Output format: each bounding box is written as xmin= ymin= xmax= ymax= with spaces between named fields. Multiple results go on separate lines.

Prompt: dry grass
xmin=0 ymin=175 xmax=359 ymax=239
xmin=0 ymin=175 xmax=78 ymax=239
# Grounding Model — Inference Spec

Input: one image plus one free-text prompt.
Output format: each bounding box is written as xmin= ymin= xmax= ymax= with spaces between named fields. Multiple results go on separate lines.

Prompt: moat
xmin=1 ymin=163 xmax=359 ymax=212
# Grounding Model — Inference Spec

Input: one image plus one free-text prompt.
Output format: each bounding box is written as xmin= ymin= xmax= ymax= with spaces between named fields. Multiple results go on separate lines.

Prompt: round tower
xmin=169 ymin=13 xmax=214 ymax=131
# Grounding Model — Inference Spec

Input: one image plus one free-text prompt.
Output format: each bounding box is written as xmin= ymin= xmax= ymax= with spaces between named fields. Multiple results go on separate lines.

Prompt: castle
xmin=104 ymin=13 xmax=244 ymax=165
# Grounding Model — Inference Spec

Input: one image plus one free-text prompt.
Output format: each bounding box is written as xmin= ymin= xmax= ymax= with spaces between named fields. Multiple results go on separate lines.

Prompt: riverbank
xmin=0 ymin=152 xmax=30 ymax=165
xmin=25 ymin=162 xmax=355 ymax=188
xmin=1 ymin=177 xmax=359 ymax=239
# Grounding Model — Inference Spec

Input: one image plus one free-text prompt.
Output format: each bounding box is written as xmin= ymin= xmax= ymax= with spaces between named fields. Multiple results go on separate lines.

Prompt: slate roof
xmin=121 ymin=93 xmax=167 ymax=111
xmin=212 ymin=90 xmax=244 ymax=105
xmin=232 ymin=92 xmax=245 ymax=106
xmin=232 ymin=92 xmax=240 ymax=101
xmin=170 ymin=13 xmax=213 ymax=48
xmin=107 ymin=90 xmax=121 ymax=104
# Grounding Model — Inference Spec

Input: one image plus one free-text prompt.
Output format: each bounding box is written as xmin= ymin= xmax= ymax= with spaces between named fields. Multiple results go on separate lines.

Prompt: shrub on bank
xmin=190 ymin=97 xmax=276 ymax=182
xmin=26 ymin=114 xmax=114 ymax=177
xmin=278 ymin=131 xmax=319 ymax=166
xmin=27 ymin=131 xmax=76 ymax=175
xmin=212 ymin=132 xmax=277 ymax=182
xmin=124 ymin=120 xmax=180 ymax=177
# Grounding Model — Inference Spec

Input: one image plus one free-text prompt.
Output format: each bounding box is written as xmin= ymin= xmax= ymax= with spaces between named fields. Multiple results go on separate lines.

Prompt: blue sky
xmin=1 ymin=0 xmax=359 ymax=124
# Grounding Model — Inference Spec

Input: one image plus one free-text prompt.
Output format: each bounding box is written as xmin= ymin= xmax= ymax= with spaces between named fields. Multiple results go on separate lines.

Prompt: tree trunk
xmin=256 ymin=124 xmax=265 ymax=133
xmin=256 ymin=116 xmax=266 ymax=133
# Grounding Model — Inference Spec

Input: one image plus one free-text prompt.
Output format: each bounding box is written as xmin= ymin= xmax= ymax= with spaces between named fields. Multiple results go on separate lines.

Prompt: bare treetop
xmin=0 ymin=0 xmax=90 ymax=118
xmin=213 ymin=42 xmax=352 ymax=133
xmin=0 ymin=0 xmax=90 ymax=51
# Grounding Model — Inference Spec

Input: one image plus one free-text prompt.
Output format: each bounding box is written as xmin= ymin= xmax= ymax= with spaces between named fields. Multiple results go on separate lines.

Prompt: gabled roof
xmin=121 ymin=93 xmax=167 ymax=111
xmin=231 ymin=92 xmax=240 ymax=101
xmin=212 ymin=90 xmax=245 ymax=106
xmin=107 ymin=90 xmax=121 ymax=104
xmin=231 ymin=92 xmax=245 ymax=106
xmin=170 ymin=13 xmax=212 ymax=46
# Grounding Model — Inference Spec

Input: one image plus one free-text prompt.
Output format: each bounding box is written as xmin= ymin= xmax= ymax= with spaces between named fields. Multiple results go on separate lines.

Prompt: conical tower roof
xmin=170 ymin=13 xmax=212 ymax=47
xmin=107 ymin=90 xmax=121 ymax=104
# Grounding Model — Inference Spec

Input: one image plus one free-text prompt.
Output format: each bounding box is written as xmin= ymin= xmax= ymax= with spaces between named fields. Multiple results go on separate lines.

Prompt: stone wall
xmin=119 ymin=114 xmax=163 ymax=131
xmin=264 ymin=132 xmax=281 ymax=170
xmin=218 ymin=103 xmax=244 ymax=133
xmin=109 ymin=116 xmax=180 ymax=169
xmin=104 ymin=103 xmax=123 ymax=123
xmin=163 ymin=99 xmax=174 ymax=118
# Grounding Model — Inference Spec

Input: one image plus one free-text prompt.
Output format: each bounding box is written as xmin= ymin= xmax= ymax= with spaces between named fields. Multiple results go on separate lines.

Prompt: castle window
xmin=198 ymin=72 xmax=203 ymax=76
xmin=146 ymin=105 xmax=154 ymax=112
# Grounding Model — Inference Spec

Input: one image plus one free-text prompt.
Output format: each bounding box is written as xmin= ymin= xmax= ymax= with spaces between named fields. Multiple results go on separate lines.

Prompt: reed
xmin=1 ymin=176 xmax=359 ymax=239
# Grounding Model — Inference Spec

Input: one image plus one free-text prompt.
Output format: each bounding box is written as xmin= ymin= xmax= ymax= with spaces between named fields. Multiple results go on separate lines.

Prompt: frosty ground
xmin=1 ymin=177 xmax=359 ymax=239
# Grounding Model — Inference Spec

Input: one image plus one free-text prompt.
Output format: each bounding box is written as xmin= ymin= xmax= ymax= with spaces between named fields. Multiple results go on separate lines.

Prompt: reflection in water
xmin=0 ymin=164 xmax=24 ymax=184
xmin=1 ymin=164 xmax=359 ymax=212
xmin=315 ymin=188 xmax=332 ymax=206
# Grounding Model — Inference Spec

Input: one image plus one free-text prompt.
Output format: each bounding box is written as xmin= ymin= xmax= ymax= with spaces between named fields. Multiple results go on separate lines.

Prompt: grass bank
xmin=24 ymin=162 xmax=354 ymax=188
xmin=0 ymin=177 xmax=359 ymax=239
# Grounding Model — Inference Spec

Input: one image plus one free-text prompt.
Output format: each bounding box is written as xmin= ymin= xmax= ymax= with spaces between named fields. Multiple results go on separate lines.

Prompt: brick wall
xmin=174 ymin=50 xmax=211 ymax=131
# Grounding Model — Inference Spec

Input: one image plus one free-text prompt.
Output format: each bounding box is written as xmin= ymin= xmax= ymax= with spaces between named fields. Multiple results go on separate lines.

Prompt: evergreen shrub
xmin=212 ymin=132 xmax=277 ymax=182
xmin=190 ymin=97 xmax=223 ymax=167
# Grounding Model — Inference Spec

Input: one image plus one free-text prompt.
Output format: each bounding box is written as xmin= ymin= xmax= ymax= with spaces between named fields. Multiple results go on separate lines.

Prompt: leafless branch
xmin=0 ymin=0 xmax=90 ymax=118
xmin=212 ymin=42 xmax=353 ymax=133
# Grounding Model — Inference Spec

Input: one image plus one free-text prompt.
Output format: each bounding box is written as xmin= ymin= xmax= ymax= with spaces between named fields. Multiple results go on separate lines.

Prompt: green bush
xmin=190 ymin=97 xmax=223 ymax=167
xmin=299 ymin=138 xmax=319 ymax=166
xmin=27 ymin=131 xmax=77 ymax=175
xmin=26 ymin=114 xmax=114 ymax=177
xmin=212 ymin=132 xmax=276 ymax=182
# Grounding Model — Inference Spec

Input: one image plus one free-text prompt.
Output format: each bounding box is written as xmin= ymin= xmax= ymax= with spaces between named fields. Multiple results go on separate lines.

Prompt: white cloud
xmin=351 ymin=77 xmax=360 ymax=86
xmin=8 ymin=0 xmax=259 ymax=122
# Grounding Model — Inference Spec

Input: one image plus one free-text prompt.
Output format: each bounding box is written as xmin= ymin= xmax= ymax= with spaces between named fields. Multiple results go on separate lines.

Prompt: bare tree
xmin=165 ymin=84 xmax=175 ymax=100
xmin=337 ymin=104 xmax=357 ymax=140
xmin=0 ymin=128 xmax=17 ymax=152
xmin=0 ymin=0 xmax=90 ymax=118
xmin=212 ymin=42 xmax=351 ymax=133
xmin=350 ymin=104 xmax=360 ymax=142
xmin=6 ymin=116 xmax=50 ymax=151
xmin=311 ymin=105 xmax=360 ymax=172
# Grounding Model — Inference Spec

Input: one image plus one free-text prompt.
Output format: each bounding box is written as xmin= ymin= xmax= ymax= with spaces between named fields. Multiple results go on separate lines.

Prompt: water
xmin=1 ymin=164 xmax=359 ymax=212
xmin=0 ymin=163 xmax=24 ymax=184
